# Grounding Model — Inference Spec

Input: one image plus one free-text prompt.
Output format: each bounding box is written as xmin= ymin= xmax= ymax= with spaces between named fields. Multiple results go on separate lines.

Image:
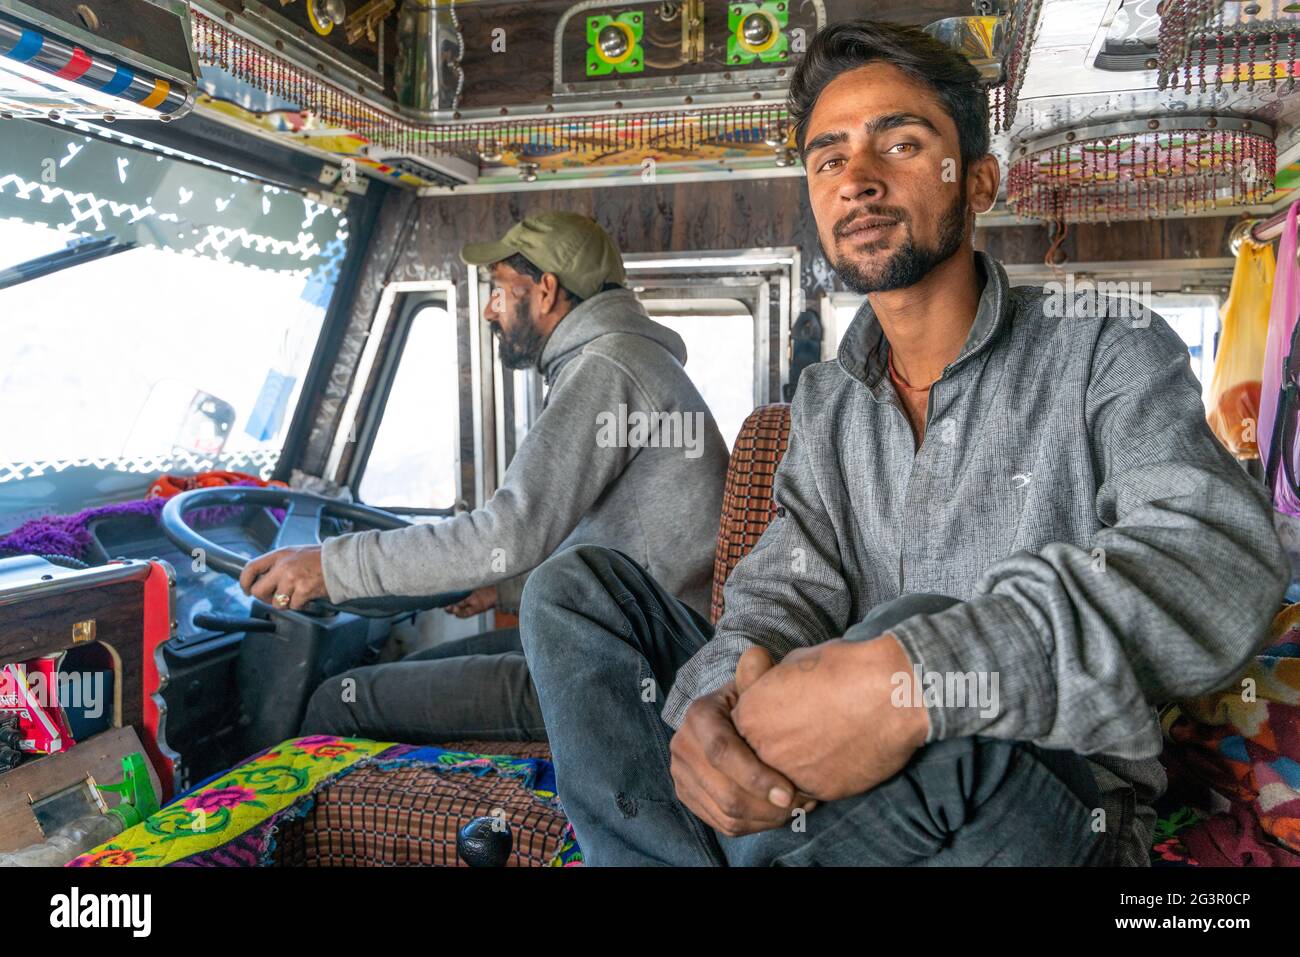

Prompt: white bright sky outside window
xmin=358 ymin=305 xmax=460 ymax=510
xmin=0 ymin=124 xmax=347 ymax=477
xmin=0 ymin=223 xmax=327 ymax=463
xmin=653 ymin=308 xmax=755 ymax=450
xmin=829 ymin=291 xmax=1221 ymax=406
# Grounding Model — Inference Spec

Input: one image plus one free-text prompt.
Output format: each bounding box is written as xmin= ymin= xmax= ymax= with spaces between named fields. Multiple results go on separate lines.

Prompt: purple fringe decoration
xmin=0 ymin=498 xmax=164 ymax=559
xmin=0 ymin=482 xmax=285 ymax=562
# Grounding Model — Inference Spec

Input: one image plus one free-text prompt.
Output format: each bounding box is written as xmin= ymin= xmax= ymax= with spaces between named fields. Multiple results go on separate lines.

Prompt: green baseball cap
xmin=460 ymin=211 xmax=626 ymax=300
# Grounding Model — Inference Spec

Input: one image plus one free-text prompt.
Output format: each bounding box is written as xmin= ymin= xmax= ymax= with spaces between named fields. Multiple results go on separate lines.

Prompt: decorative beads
xmin=1007 ymin=125 xmax=1276 ymax=224
xmin=1158 ymin=0 xmax=1300 ymax=92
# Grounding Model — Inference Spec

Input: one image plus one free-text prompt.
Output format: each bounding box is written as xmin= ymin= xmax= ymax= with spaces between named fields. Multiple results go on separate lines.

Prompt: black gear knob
xmin=456 ymin=815 xmax=513 ymax=867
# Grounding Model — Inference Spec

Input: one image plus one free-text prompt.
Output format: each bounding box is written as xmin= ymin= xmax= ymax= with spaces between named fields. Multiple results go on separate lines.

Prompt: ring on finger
xmin=274 ymin=592 xmax=291 ymax=608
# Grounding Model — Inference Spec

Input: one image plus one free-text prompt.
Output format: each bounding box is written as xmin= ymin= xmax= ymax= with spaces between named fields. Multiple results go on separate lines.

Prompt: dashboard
xmin=88 ymin=509 xmax=261 ymax=648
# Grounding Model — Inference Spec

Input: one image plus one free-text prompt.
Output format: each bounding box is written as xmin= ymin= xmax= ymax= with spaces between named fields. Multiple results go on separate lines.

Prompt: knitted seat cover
xmin=273 ymin=741 xmax=568 ymax=867
xmin=710 ymin=404 xmax=792 ymax=624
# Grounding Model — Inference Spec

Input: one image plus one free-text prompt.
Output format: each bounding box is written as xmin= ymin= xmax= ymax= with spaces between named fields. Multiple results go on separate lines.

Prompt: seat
xmin=710 ymin=403 xmax=791 ymax=623
xmin=274 ymin=404 xmax=793 ymax=866
xmin=269 ymin=740 xmax=572 ymax=867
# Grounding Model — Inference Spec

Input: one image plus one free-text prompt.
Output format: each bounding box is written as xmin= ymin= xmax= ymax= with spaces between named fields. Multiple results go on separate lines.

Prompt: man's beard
xmin=496 ymin=299 xmax=548 ymax=370
xmin=830 ymin=186 xmax=969 ymax=294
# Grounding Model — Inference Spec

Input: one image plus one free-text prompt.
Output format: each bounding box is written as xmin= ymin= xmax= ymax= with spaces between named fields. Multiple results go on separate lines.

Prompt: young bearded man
xmin=240 ymin=212 xmax=729 ymax=743
xmin=517 ymin=23 xmax=1290 ymax=866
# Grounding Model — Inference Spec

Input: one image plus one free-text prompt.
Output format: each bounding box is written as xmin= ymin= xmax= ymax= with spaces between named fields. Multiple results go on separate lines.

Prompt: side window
xmin=357 ymin=304 xmax=460 ymax=509
xmin=825 ymin=289 xmax=1221 ymax=407
xmin=1151 ymin=293 xmax=1220 ymax=404
xmin=823 ymin=291 xmax=866 ymax=359
xmin=648 ymin=301 xmax=755 ymax=450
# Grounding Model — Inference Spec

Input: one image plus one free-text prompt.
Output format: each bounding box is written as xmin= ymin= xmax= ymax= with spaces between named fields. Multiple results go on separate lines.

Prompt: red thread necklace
xmin=887 ymin=347 xmax=932 ymax=393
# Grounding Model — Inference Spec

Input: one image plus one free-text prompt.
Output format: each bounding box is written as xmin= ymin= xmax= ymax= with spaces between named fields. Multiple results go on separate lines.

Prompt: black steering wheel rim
xmin=160 ymin=486 xmax=411 ymax=578
xmin=159 ymin=486 xmax=469 ymax=618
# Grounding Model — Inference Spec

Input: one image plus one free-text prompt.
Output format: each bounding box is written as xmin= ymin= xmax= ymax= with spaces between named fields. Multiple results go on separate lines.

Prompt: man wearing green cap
xmin=241 ymin=211 xmax=730 ymax=744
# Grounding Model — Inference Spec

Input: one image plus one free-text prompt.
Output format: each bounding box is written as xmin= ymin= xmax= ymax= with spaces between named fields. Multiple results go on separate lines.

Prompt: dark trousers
xmin=520 ymin=544 xmax=1107 ymax=866
xmin=300 ymin=627 xmax=547 ymax=743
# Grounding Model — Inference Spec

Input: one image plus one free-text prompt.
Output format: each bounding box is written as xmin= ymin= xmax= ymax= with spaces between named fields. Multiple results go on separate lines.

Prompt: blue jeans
xmin=520 ymin=545 xmax=1106 ymax=867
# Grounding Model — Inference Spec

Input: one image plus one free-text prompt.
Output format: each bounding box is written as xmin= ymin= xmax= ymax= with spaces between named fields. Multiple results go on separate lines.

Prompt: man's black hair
xmin=788 ymin=20 xmax=990 ymax=171
xmin=498 ymin=252 xmax=621 ymax=308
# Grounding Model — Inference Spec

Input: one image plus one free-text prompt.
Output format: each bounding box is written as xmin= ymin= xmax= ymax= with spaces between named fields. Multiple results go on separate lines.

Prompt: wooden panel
xmin=0 ymin=578 xmax=146 ymax=736
xmin=978 ymin=216 xmax=1241 ymax=267
xmin=0 ymin=726 xmax=154 ymax=852
xmin=0 ymin=797 xmax=43 ymax=850
xmin=0 ymin=579 xmax=142 ymax=662
xmin=458 ymin=2 xmax=557 ymax=109
xmin=824 ymin=0 xmax=980 ymax=23
xmin=354 ymin=179 xmax=1238 ymax=310
xmin=0 ymin=565 xmax=167 ymax=802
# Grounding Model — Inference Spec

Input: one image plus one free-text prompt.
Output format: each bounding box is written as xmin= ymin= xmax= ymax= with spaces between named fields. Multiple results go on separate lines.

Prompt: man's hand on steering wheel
xmin=239 ymin=545 xmax=328 ymax=611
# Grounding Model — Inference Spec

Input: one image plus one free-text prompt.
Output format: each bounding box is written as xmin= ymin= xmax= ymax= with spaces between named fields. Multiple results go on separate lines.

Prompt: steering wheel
xmin=159 ymin=486 xmax=470 ymax=618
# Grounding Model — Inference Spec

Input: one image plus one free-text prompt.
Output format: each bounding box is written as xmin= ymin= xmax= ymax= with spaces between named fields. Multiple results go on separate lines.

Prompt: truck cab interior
xmin=2 ymin=0 xmax=1300 ymax=874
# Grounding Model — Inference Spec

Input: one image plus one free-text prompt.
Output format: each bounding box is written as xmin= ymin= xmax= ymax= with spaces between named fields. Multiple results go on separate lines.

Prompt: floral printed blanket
xmin=67 ymin=735 xmax=581 ymax=867
xmin=1158 ymin=603 xmax=1300 ymax=866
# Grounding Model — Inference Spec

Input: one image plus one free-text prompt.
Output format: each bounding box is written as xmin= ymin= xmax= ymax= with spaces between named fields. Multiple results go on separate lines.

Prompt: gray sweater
xmin=321 ymin=287 xmax=729 ymax=619
xmin=664 ymin=252 xmax=1289 ymax=865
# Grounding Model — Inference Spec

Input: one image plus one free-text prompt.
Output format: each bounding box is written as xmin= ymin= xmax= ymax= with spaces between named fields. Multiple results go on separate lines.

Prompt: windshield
xmin=0 ymin=119 xmax=349 ymax=487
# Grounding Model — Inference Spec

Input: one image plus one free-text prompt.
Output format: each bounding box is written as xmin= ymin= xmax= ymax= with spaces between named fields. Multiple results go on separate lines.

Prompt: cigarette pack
xmin=0 ymin=656 xmax=76 ymax=755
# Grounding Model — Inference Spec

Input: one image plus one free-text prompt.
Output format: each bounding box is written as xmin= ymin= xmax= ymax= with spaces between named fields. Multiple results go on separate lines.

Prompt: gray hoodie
xmin=321 ymin=287 xmax=730 ymax=618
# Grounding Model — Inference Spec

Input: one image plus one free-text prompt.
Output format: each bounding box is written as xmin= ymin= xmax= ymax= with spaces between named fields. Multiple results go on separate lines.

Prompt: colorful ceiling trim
xmin=0 ymin=14 xmax=190 ymax=119
xmin=191 ymin=8 xmax=796 ymax=185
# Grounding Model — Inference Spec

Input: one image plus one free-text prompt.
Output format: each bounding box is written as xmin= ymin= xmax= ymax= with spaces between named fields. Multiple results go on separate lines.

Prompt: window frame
xmin=624 ymin=247 xmax=801 ymax=411
xmin=327 ymin=280 xmax=468 ymax=514
xmin=469 ymin=246 xmax=800 ymax=491
xmin=272 ymin=185 xmax=382 ymax=484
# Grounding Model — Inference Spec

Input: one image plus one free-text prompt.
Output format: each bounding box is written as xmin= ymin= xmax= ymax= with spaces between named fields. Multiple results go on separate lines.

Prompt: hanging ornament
xmin=989 ymin=0 xmax=1045 ymax=132
xmin=1158 ymin=0 xmax=1300 ymax=92
xmin=1008 ymin=116 xmax=1276 ymax=223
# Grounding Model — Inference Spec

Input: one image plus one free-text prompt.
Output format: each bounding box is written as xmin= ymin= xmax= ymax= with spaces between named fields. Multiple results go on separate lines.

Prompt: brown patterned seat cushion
xmin=710 ymin=403 xmax=792 ymax=623
xmin=273 ymin=741 xmax=568 ymax=867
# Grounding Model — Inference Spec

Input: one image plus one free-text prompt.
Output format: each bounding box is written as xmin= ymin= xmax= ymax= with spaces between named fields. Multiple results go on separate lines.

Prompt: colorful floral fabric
xmin=549 ymin=823 xmax=584 ymax=867
xmin=1149 ymin=803 xmax=1202 ymax=866
xmin=68 ymin=736 xmax=395 ymax=867
xmin=67 ymin=736 xmax=583 ymax=867
xmin=1159 ymin=603 xmax=1300 ymax=865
